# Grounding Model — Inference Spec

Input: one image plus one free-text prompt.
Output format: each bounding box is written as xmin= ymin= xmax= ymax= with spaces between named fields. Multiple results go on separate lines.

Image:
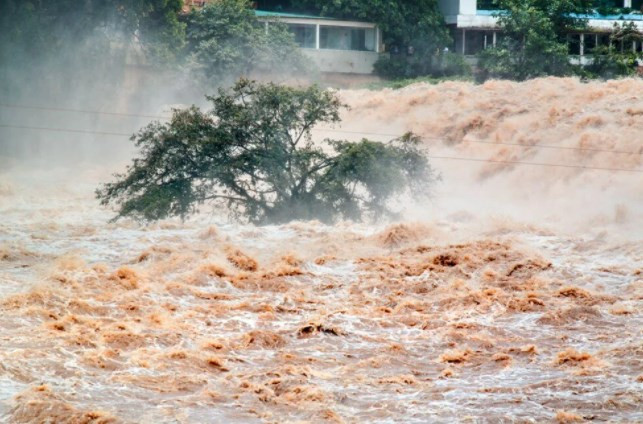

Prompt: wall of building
xmin=261 ymin=16 xmax=383 ymax=74
xmin=460 ymin=0 xmax=478 ymax=15
xmin=302 ymin=49 xmax=380 ymax=74
xmin=437 ymin=0 xmax=461 ymax=19
xmin=438 ymin=0 xmax=477 ymax=17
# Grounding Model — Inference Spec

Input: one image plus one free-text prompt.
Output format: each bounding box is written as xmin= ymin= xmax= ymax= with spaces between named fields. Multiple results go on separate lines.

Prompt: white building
xmin=256 ymin=10 xmax=383 ymax=75
xmin=438 ymin=0 xmax=643 ymax=60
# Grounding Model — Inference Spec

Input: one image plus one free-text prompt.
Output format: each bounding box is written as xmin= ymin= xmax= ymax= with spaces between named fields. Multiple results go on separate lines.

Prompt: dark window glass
xmin=584 ymin=33 xmax=597 ymax=54
xmin=597 ymin=33 xmax=611 ymax=47
xmin=478 ymin=0 xmax=502 ymax=9
xmin=568 ymin=34 xmax=581 ymax=55
xmin=479 ymin=31 xmax=497 ymax=49
xmin=611 ymin=37 xmax=623 ymax=52
xmin=288 ymin=24 xmax=316 ymax=48
xmin=464 ymin=30 xmax=485 ymax=55
xmin=319 ymin=26 xmax=375 ymax=51
xmin=592 ymin=0 xmax=622 ymax=7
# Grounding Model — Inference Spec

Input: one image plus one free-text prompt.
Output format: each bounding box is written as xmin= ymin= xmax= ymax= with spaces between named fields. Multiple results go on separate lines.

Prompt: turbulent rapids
xmin=0 ymin=77 xmax=642 ymax=423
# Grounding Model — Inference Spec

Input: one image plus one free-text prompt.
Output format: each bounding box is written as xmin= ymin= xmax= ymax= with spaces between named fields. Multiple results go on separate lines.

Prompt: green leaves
xmin=183 ymin=0 xmax=306 ymax=86
xmin=478 ymin=0 xmax=591 ymax=80
xmin=584 ymin=22 xmax=643 ymax=79
xmin=97 ymin=79 xmax=435 ymax=224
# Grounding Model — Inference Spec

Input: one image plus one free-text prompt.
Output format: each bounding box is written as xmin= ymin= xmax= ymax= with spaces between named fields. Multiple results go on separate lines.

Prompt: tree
xmin=259 ymin=0 xmax=456 ymax=79
xmin=584 ymin=22 xmax=643 ymax=79
xmin=183 ymin=0 xmax=306 ymax=86
xmin=0 ymin=0 xmax=185 ymax=101
xmin=0 ymin=0 xmax=185 ymax=65
xmin=137 ymin=0 xmax=187 ymax=64
xmin=477 ymin=0 xmax=591 ymax=80
xmin=96 ymin=79 xmax=434 ymax=224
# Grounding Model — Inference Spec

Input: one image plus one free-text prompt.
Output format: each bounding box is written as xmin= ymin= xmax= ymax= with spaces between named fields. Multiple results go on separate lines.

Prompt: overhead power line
xmin=0 ymin=124 xmax=132 ymax=137
xmin=2 ymin=102 xmax=640 ymax=156
xmin=0 ymin=103 xmax=169 ymax=120
xmin=425 ymin=155 xmax=643 ymax=173
xmin=1 ymin=123 xmax=641 ymax=174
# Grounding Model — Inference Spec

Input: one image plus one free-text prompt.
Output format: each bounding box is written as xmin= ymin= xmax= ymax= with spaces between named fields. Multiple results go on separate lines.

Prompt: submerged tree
xmin=96 ymin=80 xmax=434 ymax=224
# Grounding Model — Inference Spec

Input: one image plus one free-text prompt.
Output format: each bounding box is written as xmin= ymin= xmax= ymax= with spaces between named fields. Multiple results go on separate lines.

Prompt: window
xmin=568 ymin=34 xmax=581 ymax=55
xmin=592 ymin=33 xmax=611 ymax=54
xmin=597 ymin=33 xmax=611 ymax=48
xmin=611 ymin=37 xmax=623 ymax=52
xmin=464 ymin=30 xmax=485 ymax=55
xmin=584 ymin=33 xmax=597 ymax=54
xmin=483 ymin=31 xmax=496 ymax=49
xmin=478 ymin=0 xmax=502 ymax=10
xmin=288 ymin=24 xmax=316 ymax=48
xmin=592 ymin=0 xmax=621 ymax=7
xmin=319 ymin=26 xmax=376 ymax=51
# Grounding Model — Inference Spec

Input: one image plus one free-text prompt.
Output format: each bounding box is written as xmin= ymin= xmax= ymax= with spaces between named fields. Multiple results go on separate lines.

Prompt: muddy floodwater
xmin=0 ymin=78 xmax=642 ymax=423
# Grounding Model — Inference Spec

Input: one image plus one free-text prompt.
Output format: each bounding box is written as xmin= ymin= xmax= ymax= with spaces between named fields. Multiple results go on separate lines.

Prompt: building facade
xmin=256 ymin=11 xmax=383 ymax=74
xmin=438 ymin=0 xmax=643 ymax=60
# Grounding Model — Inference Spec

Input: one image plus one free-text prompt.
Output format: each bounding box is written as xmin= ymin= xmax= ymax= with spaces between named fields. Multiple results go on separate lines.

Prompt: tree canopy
xmin=584 ymin=22 xmax=643 ymax=79
xmin=96 ymin=79 xmax=434 ymax=224
xmin=183 ymin=0 xmax=306 ymax=86
xmin=478 ymin=0 xmax=592 ymax=80
xmin=0 ymin=0 xmax=186 ymax=65
xmin=0 ymin=0 xmax=186 ymax=101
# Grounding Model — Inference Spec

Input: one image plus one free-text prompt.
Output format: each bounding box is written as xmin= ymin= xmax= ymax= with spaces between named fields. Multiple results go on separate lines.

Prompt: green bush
xmin=583 ymin=22 xmax=643 ymax=79
xmin=584 ymin=47 xmax=642 ymax=78
xmin=374 ymin=52 xmax=470 ymax=79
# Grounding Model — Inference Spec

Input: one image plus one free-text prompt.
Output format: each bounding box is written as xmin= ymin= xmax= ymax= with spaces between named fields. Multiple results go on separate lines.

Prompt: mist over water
xmin=338 ymin=77 xmax=643 ymax=237
xmin=1 ymin=77 xmax=642 ymax=422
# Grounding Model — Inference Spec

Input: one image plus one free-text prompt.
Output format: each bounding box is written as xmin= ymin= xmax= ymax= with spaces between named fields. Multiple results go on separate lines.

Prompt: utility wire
xmin=2 ymin=102 xmax=640 ymax=156
xmin=425 ymin=155 xmax=643 ymax=173
xmin=0 ymin=103 xmax=169 ymax=120
xmin=0 ymin=124 xmax=132 ymax=137
xmin=1 ymin=123 xmax=641 ymax=174
xmin=436 ymin=137 xmax=639 ymax=155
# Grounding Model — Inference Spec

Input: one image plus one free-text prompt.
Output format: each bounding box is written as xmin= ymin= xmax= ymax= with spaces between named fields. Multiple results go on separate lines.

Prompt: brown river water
xmin=0 ymin=77 xmax=641 ymax=423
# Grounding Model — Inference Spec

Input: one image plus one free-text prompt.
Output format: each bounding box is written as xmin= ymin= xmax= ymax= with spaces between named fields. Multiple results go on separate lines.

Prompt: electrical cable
xmin=2 ymin=123 xmax=641 ymax=173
